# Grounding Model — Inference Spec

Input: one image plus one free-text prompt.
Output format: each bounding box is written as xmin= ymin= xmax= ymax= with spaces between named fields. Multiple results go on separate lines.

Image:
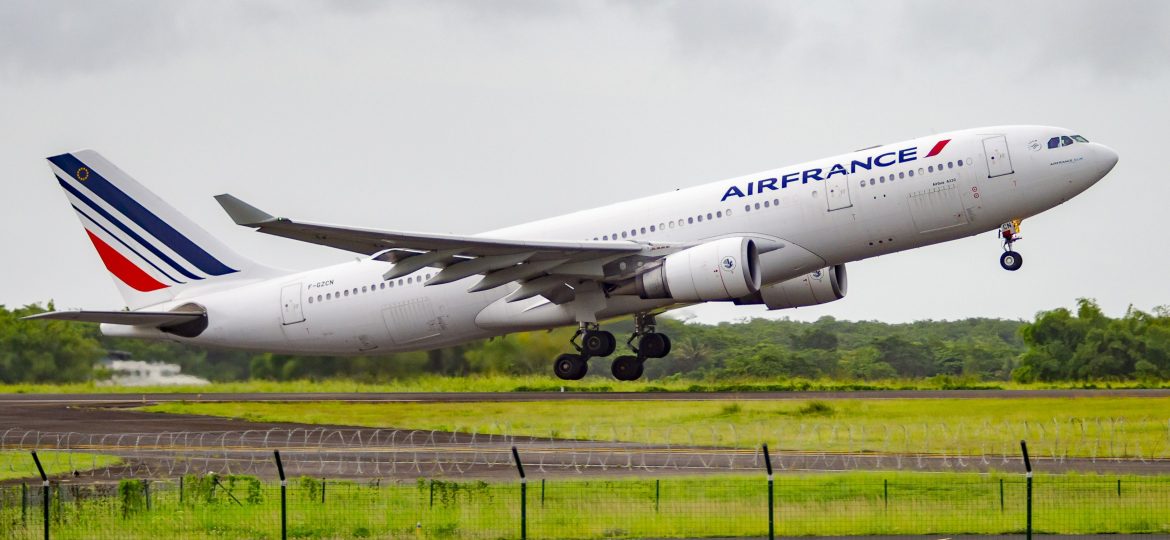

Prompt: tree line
xmin=0 ymin=299 xmax=1166 ymax=384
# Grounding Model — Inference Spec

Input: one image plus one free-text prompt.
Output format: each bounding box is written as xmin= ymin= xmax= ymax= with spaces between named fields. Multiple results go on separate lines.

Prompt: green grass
xmin=4 ymin=374 xmax=1169 ymax=394
xmin=142 ymin=396 xmax=1170 ymax=458
xmin=0 ymin=451 xmax=121 ymax=482
xmin=2 ymin=472 xmax=1167 ymax=538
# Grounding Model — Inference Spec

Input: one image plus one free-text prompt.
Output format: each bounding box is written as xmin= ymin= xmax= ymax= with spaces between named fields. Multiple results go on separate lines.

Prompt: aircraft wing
xmin=215 ymin=194 xmax=673 ymax=302
xmin=23 ymin=310 xmax=205 ymax=326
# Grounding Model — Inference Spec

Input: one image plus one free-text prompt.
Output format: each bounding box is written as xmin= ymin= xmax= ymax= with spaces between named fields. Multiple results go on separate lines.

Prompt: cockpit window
xmin=1048 ymin=136 xmax=1080 ymax=149
xmin=1047 ymin=137 xmax=1060 ymax=149
xmin=1060 ymin=136 xmax=1074 ymax=147
xmin=1072 ymin=135 xmax=1089 ymax=143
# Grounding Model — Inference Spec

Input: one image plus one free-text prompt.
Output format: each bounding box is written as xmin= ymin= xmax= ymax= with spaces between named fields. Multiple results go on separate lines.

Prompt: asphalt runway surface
xmin=1 ymin=390 xmax=1167 ymax=481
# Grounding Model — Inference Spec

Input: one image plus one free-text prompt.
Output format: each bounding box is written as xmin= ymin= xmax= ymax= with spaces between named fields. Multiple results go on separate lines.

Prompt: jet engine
xmin=636 ymin=237 xmax=761 ymax=301
xmin=736 ymin=264 xmax=847 ymax=310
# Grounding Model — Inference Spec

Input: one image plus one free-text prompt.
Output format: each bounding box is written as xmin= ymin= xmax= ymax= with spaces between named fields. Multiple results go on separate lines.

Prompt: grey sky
xmin=2 ymin=1 xmax=1167 ymax=324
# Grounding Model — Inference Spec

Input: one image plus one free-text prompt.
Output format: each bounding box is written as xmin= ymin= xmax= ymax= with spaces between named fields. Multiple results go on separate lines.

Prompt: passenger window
xmin=697 ymin=215 xmax=703 ymax=222
xmin=326 ymin=293 xmax=332 ymax=300
xmin=398 ymin=279 xmax=403 ymax=286
xmin=649 ymin=225 xmax=656 ymax=232
xmin=899 ymin=172 xmax=905 ymax=179
xmin=909 ymin=170 xmax=915 ymax=177
xmin=918 ymin=168 xmax=924 ymax=174
xmin=869 ymin=178 xmax=875 ymax=186
xmin=744 ymin=205 xmax=751 ymax=212
xmin=706 ymin=213 xmax=713 ymax=220
xmin=716 ymin=211 xmax=722 ymax=218
xmin=308 ymin=297 xmax=314 ymax=304
xmin=659 ymin=222 xmax=665 ymax=229
xmin=621 ymin=231 xmax=627 ymax=238
xmin=859 ymin=180 xmax=865 ymax=187
xmin=772 ymin=199 xmax=779 ymax=206
xmin=362 ymin=286 xmax=367 ymax=293
xmin=928 ymin=165 xmax=934 ymax=173
xmin=630 ymin=229 xmax=636 ymax=236
xmin=948 ymin=162 xmax=953 ymax=169
xmin=353 ymin=288 xmax=358 ymax=295
xmin=343 ymin=290 xmax=349 ymax=297
xmin=640 ymin=227 xmax=647 ymax=234
xmin=879 ymin=176 xmax=885 ymax=183
xmin=1047 ymin=137 xmax=1060 ymax=149
xmin=762 ymin=201 xmax=769 ymax=208
xmin=317 ymin=295 xmax=323 ymax=302
xmin=389 ymin=281 xmax=395 ymax=288
xmin=754 ymin=203 xmax=761 ymax=210
xmin=407 ymin=277 xmax=412 ymax=284
xmin=380 ymin=283 xmax=385 ymax=290
xmin=669 ymin=221 xmax=675 ymax=228
xmin=726 ymin=208 xmax=732 ymax=216
xmin=687 ymin=217 xmax=694 ymax=224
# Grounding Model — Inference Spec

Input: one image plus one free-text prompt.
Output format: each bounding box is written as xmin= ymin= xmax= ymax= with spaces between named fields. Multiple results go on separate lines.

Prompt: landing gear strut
xmin=999 ymin=220 xmax=1023 ymax=272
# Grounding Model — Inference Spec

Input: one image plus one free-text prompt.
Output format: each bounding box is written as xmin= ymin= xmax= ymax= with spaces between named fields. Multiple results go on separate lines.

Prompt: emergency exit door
xmin=280 ymin=283 xmax=305 ymax=325
xmin=983 ymin=135 xmax=1015 ymax=178
xmin=825 ymin=174 xmax=853 ymax=211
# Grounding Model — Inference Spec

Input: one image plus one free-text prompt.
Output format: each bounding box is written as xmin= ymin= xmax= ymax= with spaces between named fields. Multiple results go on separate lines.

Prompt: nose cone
xmin=1097 ymin=144 xmax=1119 ymax=175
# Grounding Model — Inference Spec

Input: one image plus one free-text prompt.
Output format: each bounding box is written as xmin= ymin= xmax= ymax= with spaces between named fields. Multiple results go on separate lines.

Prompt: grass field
xmin=0 ymin=451 xmax=121 ymax=482
xmin=142 ymin=396 xmax=1170 ymax=458
xmin=2 ymin=472 xmax=1166 ymax=539
xmin=3 ymin=375 xmax=1168 ymax=395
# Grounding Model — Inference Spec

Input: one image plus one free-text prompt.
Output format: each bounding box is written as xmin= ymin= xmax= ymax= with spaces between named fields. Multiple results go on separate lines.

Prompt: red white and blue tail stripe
xmin=48 ymin=150 xmax=264 ymax=309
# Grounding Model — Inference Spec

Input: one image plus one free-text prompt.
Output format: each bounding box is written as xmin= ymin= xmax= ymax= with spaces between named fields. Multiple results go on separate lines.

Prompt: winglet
xmin=214 ymin=194 xmax=277 ymax=227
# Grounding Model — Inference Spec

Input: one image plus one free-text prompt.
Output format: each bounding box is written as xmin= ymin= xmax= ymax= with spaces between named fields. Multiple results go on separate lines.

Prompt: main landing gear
xmin=552 ymin=314 xmax=672 ymax=382
xmin=999 ymin=220 xmax=1023 ymax=272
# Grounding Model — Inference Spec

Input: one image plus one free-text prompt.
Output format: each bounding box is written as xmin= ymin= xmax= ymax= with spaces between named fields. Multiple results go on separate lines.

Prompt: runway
xmin=1 ymin=390 xmax=1167 ymax=481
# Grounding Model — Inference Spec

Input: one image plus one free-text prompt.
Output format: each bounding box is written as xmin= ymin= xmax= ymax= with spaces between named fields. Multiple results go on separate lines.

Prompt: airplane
xmin=29 ymin=126 xmax=1119 ymax=381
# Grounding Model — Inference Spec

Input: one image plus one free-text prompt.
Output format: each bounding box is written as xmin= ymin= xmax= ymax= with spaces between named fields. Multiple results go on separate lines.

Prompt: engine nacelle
xmin=636 ymin=237 xmax=761 ymax=301
xmin=736 ymin=264 xmax=848 ymax=310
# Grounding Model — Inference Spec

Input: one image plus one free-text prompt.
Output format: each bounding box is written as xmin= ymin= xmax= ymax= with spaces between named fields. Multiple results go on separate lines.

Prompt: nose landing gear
xmin=999 ymin=220 xmax=1023 ymax=271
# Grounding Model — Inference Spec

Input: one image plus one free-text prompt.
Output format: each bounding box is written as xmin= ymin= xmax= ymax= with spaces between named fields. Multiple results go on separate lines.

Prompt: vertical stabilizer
xmin=47 ymin=150 xmax=279 ymax=309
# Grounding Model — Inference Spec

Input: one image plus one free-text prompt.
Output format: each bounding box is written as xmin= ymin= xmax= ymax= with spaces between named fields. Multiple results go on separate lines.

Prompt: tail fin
xmin=47 ymin=150 xmax=279 ymax=310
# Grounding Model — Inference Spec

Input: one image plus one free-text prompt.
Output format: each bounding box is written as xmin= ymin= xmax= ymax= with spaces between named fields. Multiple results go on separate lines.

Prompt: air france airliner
xmin=31 ymin=126 xmax=1118 ymax=381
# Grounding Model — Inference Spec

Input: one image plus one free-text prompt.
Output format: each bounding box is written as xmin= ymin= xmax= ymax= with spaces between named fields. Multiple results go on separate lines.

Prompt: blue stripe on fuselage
xmin=48 ymin=153 xmax=237 ymax=276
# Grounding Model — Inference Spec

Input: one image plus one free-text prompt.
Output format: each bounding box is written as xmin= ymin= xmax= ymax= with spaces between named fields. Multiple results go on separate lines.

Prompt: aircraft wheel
xmin=639 ymin=333 xmax=671 ymax=359
xmin=554 ymin=353 xmax=588 ymax=381
xmin=582 ymin=330 xmax=617 ymax=357
xmin=1000 ymin=251 xmax=1023 ymax=271
xmin=611 ymin=355 xmax=644 ymax=381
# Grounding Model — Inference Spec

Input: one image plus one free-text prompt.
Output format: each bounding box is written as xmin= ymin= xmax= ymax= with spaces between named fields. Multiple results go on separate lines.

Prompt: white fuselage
xmin=104 ymin=125 xmax=1118 ymax=354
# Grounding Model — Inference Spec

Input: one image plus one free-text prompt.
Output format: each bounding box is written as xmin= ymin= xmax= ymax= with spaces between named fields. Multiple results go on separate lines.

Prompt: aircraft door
xmin=983 ymin=135 xmax=1015 ymax=178
xmin=280 ymin=283 xmax=306 ymax=325
xmin=825 ymin=173 xmax=853 ymax=211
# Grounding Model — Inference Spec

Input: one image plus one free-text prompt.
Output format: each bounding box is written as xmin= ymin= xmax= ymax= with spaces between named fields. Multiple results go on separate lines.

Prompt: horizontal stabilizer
xmin=23 ymin=310 xmax=204 ymax=327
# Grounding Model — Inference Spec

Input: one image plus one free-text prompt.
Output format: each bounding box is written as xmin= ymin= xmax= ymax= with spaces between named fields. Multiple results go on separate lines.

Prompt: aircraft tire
xmin=583 ymin=330 xmax=617 ymax=357
xmin=639 ymin=333 xmax=671 ymax=359
xmin=554 ymin=353 xmax=588 ymax=380
xmin=611 ymin=355 xmax=643 ymax=381
xmin=1000 ymin=251 xmax=1023 ymax=271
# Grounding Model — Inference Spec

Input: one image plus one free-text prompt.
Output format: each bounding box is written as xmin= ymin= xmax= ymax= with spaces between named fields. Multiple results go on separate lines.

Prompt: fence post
xmin=321 ymin=478 xmax=326 ymax=504
xmin=999 ymin=478 xmax=1004 ymax=512
xmin=883 ymin=479 xmax=888 ymax=509
xmin=274 ymin=450 xmax=287 ymax=540
xmin=429 ymin=480 xmax=434 ymax=508
xmin=1117 ymin=478 xmax=1121 ymax=498
xmin=179 ymin=476 xmax=184 ymax=504
xmin=31 ymin=451 xmax=48 ymax=540
xmin=763 ymin=443 xmax=774 ymax=540
xmin=143 ymin=480 xmax=151 ymax=511
xmin=511 ymin=446 xmax=527 ymax=540
xmin=655 ymin=479 xmax=660 ymax=513
xmin=22 ymin=482 xmax=28 ymax=526
xmin=1020 ymin=441 xmax=1032 ymax=540
xmin=540 ymin=478 xmax=545 ymax=508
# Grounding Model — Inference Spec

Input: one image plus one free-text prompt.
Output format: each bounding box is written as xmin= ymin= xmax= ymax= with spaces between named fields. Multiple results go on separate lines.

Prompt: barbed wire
xmin=2 ymin=418 xmax=1166 ymax=480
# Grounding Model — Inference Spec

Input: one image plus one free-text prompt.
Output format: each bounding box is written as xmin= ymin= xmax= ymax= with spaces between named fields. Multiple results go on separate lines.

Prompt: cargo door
xmin=983 ymin=135 xmax=1015 ymax=178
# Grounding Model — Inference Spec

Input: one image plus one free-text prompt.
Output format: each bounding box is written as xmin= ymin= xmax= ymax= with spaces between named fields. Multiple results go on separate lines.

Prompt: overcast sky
xmin=2 ymin=1 xmax=1168 ymax=324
